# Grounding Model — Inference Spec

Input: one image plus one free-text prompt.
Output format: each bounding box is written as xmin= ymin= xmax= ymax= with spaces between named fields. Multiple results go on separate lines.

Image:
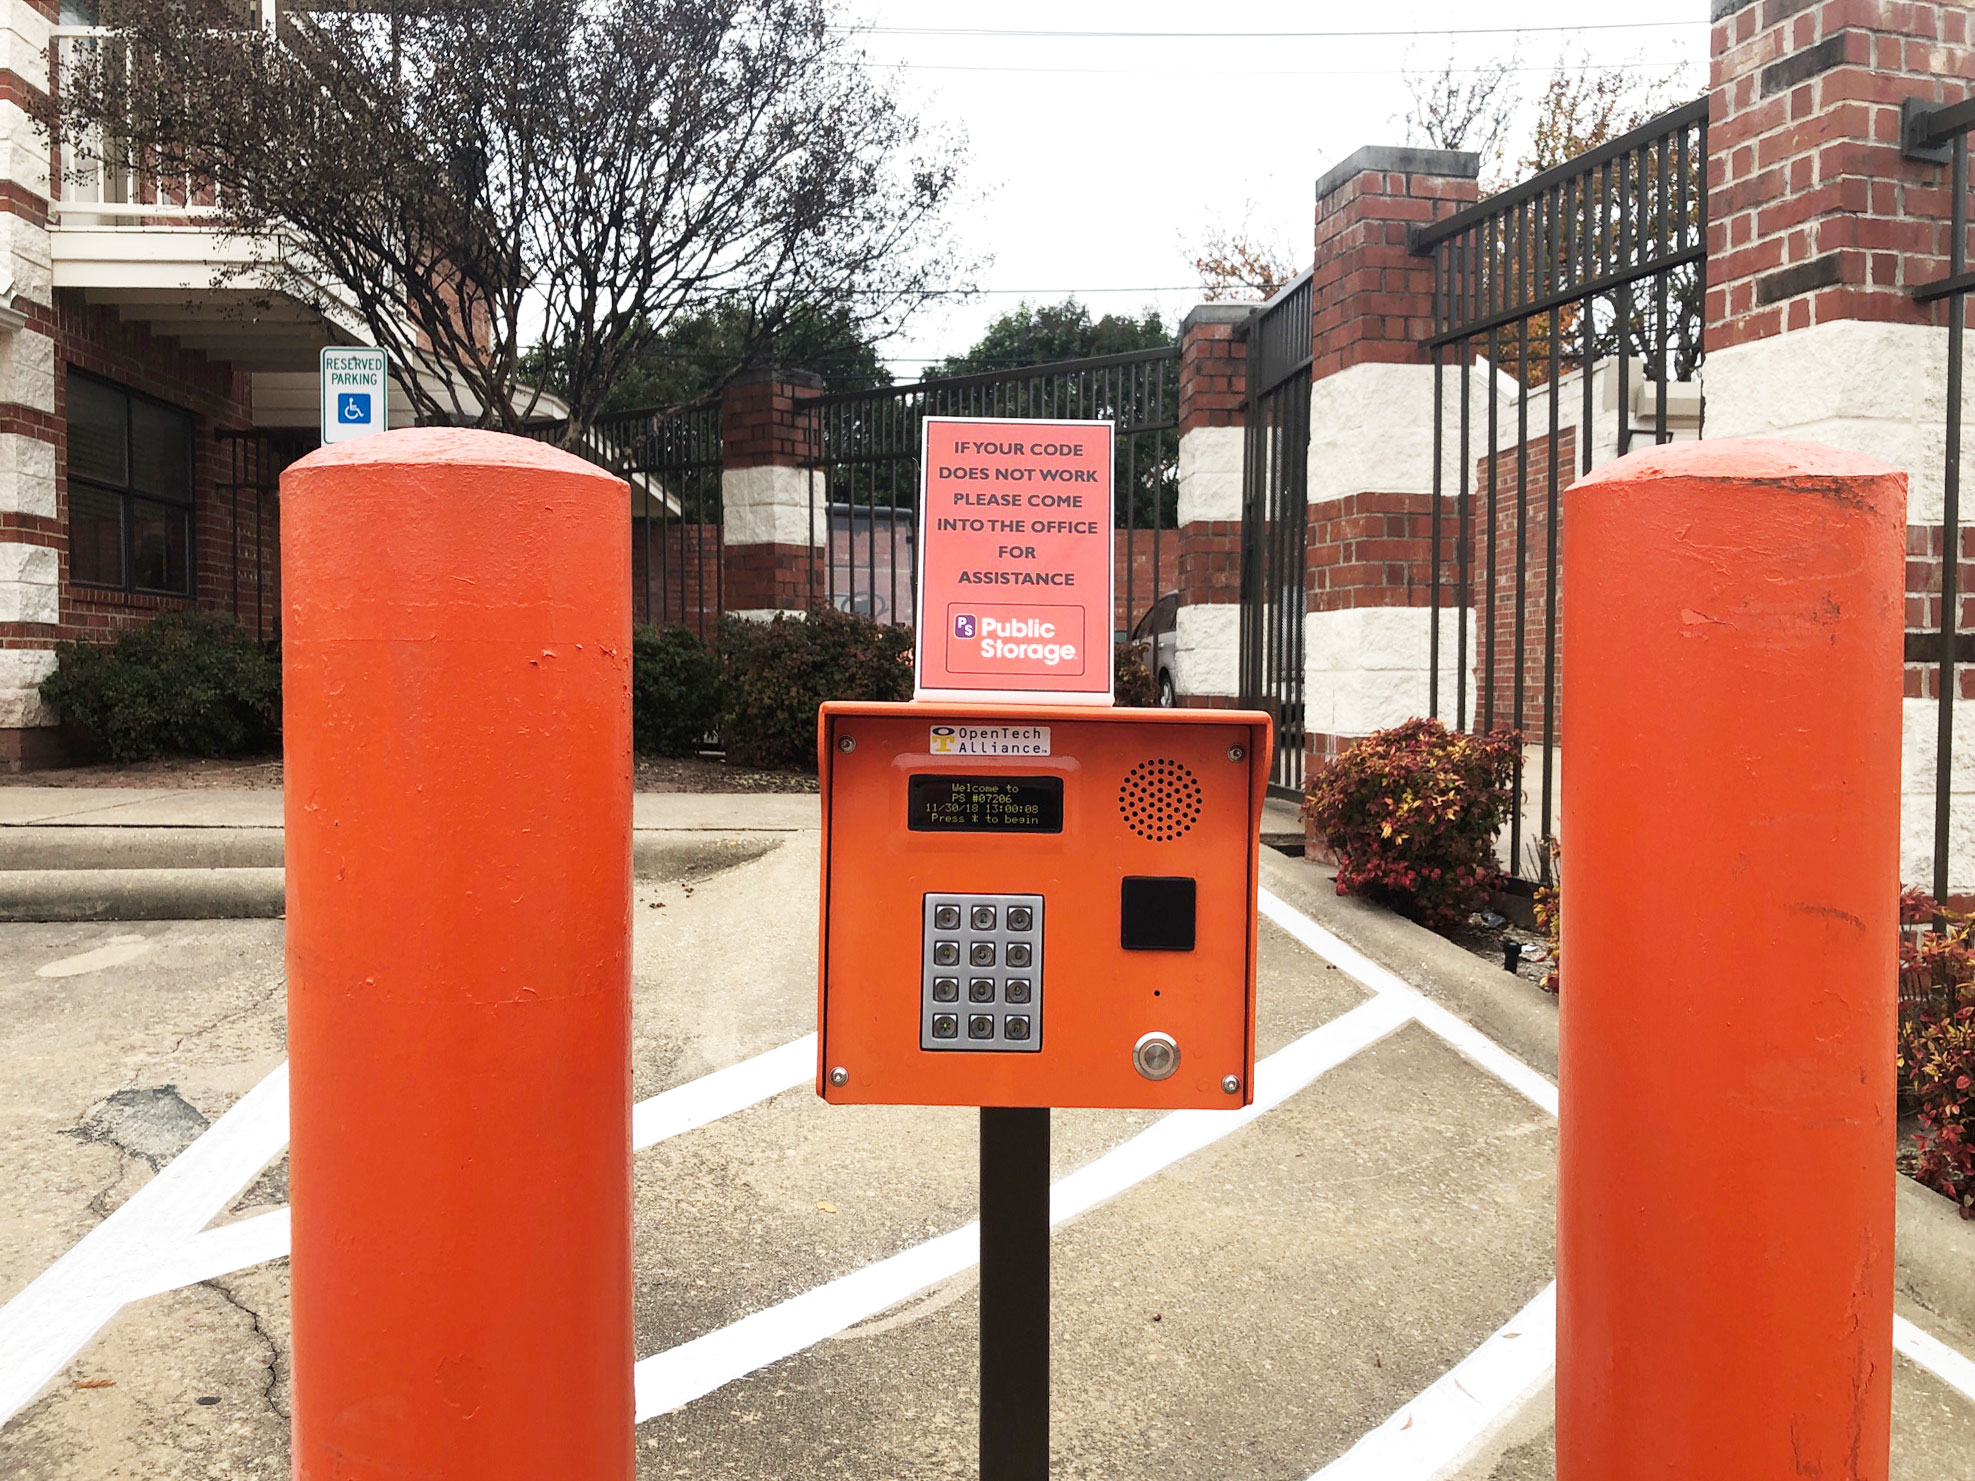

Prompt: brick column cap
xmin=1315 ymin=144 xmax=1478 ymax=202
xmin=1179 ymin=302 xmax=1254 ymax=335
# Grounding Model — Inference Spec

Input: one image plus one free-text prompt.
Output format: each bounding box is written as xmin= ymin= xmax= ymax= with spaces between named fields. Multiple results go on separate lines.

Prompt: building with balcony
xmin=0 ymin=0 xmax=421 ymax=766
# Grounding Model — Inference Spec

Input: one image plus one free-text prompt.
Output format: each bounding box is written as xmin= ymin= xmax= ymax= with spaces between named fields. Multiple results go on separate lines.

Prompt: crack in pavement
xmin=200 ymin=1278 xmax=286 ymax=1423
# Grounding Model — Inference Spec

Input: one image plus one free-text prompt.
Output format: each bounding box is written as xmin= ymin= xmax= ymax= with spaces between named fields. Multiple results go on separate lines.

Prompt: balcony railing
xmin=50 ymin=18 xmax=272 ymax=226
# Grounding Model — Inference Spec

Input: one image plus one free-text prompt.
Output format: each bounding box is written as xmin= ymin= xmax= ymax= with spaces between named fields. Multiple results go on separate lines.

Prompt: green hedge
xmin=718 ymin=606 xmax=912 ymax=769
xmin=39 ymin=611 xmax=281 ymax=761
xmin=631 ymin=624 xmax=723 ymax=757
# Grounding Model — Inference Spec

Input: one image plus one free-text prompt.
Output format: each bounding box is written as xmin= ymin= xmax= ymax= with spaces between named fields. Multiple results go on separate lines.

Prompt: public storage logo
xmin=928 ymin=725 xmax=1052 ymax=757
xmin=944 ymin=603 xmax=1086 ymax=676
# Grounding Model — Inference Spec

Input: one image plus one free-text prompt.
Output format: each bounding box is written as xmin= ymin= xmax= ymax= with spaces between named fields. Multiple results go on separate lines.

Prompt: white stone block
xmin=722 ymin=463 xmax=824 ymax=549
xmin=1900 ymin=696 xmax=1975 ymax=896
xmin=0 ymin=430 xmax=53 ymax=517
xmin=0 ymin=324 xmax=52 ymax=412
xmin=1303 ymin=604 xmax=1465 ymax=736
xmin=1176 ymin=425 xmax=1243 ymax=525
xmin=0 ymin=643 xmax=54 ymax=727
xmin=0 ymin=538 xmax=55 ymax=623
xmin=1308 ymin=360 xmax=1516 ymax=504
xmin=0 ymin=209 xmax=51 ymax=306
xmin=1703 ymin=320 xmax=1962 ymax=524
xmin=0 ymin=99 xmax=47 ymax=196
xmin=1 ymin=4 xmax=51 ymax=90
xmin=1173 ymin=602 xmax=1239 ymax=698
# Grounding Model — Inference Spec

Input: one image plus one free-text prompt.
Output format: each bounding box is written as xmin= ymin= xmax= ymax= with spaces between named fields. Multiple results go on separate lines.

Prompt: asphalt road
xmin=0 ymin=837 xmax=1969 ymax=1479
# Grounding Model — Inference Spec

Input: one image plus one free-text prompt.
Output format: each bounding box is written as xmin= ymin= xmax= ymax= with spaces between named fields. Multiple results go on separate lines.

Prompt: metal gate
xmin=1412 ymin=96 xmax=1708 ymax=882
xmin=532 ymin=400 xmax=726 ymax=641
xmin=799 ymin=348 xmax=1181 ymax=636
xmin=216 ymin=429 xmax=312 ymax=643
xmin=1238 ymin=270 xmax=1314 ymax=797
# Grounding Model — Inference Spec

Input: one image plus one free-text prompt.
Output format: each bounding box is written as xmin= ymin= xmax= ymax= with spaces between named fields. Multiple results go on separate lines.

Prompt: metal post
xmin=979 ymin=1107 xmax=1049 ymax=1481
xmin=1936 ymin=132 xmax=1967 ymax=908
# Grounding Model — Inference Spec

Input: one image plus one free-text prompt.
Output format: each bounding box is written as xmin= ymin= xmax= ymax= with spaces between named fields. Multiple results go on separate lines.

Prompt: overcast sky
xmin=842 ymin=2 xmax=1710 ymax=377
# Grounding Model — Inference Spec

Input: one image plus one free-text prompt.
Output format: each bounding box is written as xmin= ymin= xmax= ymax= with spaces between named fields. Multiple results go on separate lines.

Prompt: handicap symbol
xmin=338 ymin=392 xmax=372 ymax=425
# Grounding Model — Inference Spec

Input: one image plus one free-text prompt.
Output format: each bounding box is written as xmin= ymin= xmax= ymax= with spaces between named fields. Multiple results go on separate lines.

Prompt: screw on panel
xmin=1227 ymin=745 xmax=1245 ymax=761
xmin=837 ymin=736 xmax=856 ymax=752
xmin=829 ymin=1066 xmax=849 ymax=1086
xmin=1221 ymin=1074 xmax=1241 ymax=1095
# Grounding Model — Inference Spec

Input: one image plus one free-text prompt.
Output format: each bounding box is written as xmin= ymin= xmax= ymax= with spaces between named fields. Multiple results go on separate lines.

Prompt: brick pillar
xmin=0 ymin=0 xmax=61 ymax=769
xmin=1303 ymin=146 xmax=1479 ymax=771
xmin=1172 ymin=303 xmax=1248 ymax=706
xmin=1705 ymin=0 xmax=1975 ymax=889
xmin=719 ymin=368 xmax=825 ymax=620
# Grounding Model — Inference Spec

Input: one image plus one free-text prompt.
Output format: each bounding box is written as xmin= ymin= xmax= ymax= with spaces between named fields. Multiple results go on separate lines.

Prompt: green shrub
xmin=631 ymin=624 xmax=722 ymax=757
xmin=719 ymin=606 xmax=912 ymax=769
xmin=1301 ymin=717 xmax=1519 ymax=932
xmin=1114 ymin=642 xmax=1157 ymax=707
xmin=39 ymin=610 xmax=280 ymax=761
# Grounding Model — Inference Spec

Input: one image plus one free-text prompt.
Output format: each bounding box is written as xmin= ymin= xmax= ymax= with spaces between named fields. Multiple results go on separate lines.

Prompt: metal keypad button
xmin=921 ymin=893 xmax=1043 ymax=1053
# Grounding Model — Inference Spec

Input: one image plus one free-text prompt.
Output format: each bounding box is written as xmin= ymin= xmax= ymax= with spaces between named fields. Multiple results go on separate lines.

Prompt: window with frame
xmin=67 ymin=371 xmax=196 ymax=597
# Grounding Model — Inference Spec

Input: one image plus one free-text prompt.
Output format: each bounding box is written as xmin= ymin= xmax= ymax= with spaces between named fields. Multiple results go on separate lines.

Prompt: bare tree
xmin=1189 ymin=227 xmax=1296 ymax=303
xmin=1401 ymin=47 xmax=1519 ymax=186
xmin=45 ymin=0 xmax=967 ymax=444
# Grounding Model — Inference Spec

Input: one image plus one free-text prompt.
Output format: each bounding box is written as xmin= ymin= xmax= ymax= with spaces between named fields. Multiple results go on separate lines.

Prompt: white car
xmin=1128 ymin=591 xmax=1180 ymax=707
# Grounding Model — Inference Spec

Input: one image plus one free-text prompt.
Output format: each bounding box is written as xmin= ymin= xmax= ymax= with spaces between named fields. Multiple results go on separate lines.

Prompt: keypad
xmin=921 ymin=892 xmax=1043 ymax=1052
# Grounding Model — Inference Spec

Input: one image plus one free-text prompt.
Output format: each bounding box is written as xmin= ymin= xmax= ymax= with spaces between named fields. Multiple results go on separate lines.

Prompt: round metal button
xmin=1133 ymin=1031 xmax=1180 ymax=1081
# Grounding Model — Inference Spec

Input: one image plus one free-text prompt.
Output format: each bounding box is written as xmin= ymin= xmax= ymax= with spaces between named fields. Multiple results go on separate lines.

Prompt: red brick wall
xmin=1311 ymin=153 xmax=1478 ymax=379
xmin=720 ymin=369 xmax=823 ymax=470
xmin=1709 ymin=0 xmax=1974 ymax=349
xmin=1906 ymin=522 xmax=1975 ymax=699
xmin=1473 ymin=429 xmax=1575 ymax=737
xmin=1306 ymin=491 xmax=1454 ymax=614
xmin=629 ymin=519 xmax=724 ymax=640
xmin=1178 ymin=315 xmax=1246 ymax=435
xmin=0 ymin=290 xmax=256 ymax=657
xmin=1115 ymin=527 xmax=1179 ymax=636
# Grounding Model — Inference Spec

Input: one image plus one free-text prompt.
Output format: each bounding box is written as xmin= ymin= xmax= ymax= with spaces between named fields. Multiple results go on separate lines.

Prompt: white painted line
xmin=0 ymin=1037 xmax=819 ymax=1428
xmin=1311 ymin=1282 xmax=1556 ymax=1481
xmin=633 ymin=993 xmax=1415 ymax=1420
xmin=1258 ymin=889 xmax=1559 ymax=1116
xmin=1896 ymin=1314 xmax=1975 ymax=1406
xmin=0 ymin=1063 xmax=290 ymax=1426
xmin=633 ymin=1035 xmax=815 ymax=1152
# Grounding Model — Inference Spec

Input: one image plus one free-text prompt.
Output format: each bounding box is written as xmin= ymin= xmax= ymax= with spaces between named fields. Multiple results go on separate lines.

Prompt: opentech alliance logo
xmin=953 ymin=613 xmax=977 ymax=638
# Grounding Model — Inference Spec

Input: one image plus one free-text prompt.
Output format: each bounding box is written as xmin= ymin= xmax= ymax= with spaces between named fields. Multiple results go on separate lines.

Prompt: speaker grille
xmin=1118 ymin=758 xmax=1203 ymax=842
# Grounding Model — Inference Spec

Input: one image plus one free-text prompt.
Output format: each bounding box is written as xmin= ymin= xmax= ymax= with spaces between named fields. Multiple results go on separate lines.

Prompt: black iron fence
xmin=1412 ymin=97 xmax=1708 ymax=884
xmin=799 ymin=348 xmax=1181 ymax=634
xmin=529 ymin=401 xmax=726 ymax=642
xmin=216 ymin=429 xmax=311 ymax=643
xmin=1904 ymin=95 xmax=1975 ymax=908
xmin=1238 ymin=270 xmax=1313 ymax=798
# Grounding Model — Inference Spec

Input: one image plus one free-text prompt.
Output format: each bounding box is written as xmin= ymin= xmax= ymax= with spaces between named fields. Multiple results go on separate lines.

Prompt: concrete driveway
xmin=0 ymin=835 xmax=1970 ymax=1479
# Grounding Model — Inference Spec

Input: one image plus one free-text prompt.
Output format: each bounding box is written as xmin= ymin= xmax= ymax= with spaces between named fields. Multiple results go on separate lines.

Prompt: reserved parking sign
xmin=914 ymin=416 xmax=1114 ymax=704
xmin=320 ymin=347 xmax=389 ymax=444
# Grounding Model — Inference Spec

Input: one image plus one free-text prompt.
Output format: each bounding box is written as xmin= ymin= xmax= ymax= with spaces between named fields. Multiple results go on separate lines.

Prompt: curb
xmin=0 ymin=833 xmax=790 ymax=921
xmin=1256 ymin=848 xmax=1975 ymax=1358
xmin=0 ymin=867 xmax=285 ymax=922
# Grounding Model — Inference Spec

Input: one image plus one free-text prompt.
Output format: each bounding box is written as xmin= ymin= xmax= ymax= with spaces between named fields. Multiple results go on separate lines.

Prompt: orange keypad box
xmin=817 ymin=701 xmax=1273 ymax=1110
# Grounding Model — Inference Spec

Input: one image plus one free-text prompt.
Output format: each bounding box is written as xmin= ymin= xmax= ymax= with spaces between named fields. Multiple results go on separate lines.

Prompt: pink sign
xmin=914 ymin=417 xmax=1114 ymax=703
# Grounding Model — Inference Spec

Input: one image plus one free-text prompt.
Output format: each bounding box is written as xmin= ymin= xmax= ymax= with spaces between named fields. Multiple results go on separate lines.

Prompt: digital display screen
xmin=907 ymin=775 xmax=1064 ymax=833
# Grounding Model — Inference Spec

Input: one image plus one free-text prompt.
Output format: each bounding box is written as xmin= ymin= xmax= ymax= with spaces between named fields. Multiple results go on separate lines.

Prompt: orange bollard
xmin=282 ymin=429 xmax=632 ymax=1481
xmin=1557 ymin=439 xmax=1903 ymax=1479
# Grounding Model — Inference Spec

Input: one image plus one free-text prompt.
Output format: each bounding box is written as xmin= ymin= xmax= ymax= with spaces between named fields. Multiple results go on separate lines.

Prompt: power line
xmin=841 ymin=21 xmax=1695 ymax=40
xmin=868 ymin=60 xmax=1692 ymax=78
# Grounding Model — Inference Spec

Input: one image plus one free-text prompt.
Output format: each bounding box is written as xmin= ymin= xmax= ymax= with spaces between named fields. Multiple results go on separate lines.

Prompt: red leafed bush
xmin=1902 ymin=1004 xmax=1975 ymax=1218
xmin=1899 ymin=893 xmax=1975 ymax=1217
xmin=1301 ymin=718 xmax=1520 ymax=932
